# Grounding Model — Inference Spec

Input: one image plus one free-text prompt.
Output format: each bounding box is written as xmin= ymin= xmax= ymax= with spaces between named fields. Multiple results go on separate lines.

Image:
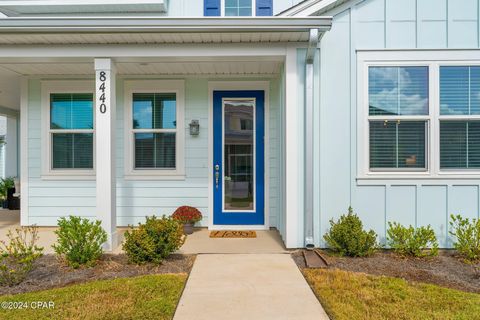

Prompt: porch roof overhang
xmin=0 ymin=17 xmax=332 ymax=45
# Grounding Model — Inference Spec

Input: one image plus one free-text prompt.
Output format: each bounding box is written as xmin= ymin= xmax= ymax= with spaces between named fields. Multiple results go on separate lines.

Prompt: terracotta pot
xmin=183 ymin=222 xmax=194 ymax=235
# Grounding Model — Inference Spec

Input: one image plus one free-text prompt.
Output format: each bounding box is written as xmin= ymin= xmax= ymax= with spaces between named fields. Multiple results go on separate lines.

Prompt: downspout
xmin=304 ymin=28 xmax=322 ymax=250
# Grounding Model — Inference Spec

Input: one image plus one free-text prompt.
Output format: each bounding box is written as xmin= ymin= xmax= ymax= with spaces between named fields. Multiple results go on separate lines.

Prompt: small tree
xmin=323 ymin=207 xmax=378 ymax=257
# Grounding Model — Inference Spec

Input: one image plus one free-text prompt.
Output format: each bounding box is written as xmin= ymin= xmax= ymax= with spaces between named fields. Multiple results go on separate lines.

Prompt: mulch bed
xmin=0 ymin=254 xmax=195 ymax=296
xmin=292 ymin=250 xmax=480 ymax=294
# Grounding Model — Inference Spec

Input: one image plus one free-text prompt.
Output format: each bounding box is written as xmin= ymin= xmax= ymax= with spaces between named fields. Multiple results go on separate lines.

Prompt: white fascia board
xmin=278 ymin=0 xmax=340 ymax=17
xmin=0 ymin=17 xmax=332 ymax=33
xmin=0 ymin=0 xmax=168 ymax=16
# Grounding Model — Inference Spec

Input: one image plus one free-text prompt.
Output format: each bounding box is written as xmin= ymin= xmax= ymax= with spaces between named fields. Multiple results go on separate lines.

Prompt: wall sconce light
xmin=189 ymin=120 xmax=200 ymax=136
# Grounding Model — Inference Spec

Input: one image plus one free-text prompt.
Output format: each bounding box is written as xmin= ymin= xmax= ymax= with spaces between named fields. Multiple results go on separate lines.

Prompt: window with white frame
xmin=359 ymin=51 xmax=480 ymax=178
xmin=50 ymin=93 xmax=94 ymax=169
xmin=368 ymin=66 xmax=429 ymax=171
xmin=41 ymin=81 xmax=95 ymax=178
xmin=223 ymin=0 xmax=253 ymax=16
xmin=124 ymin=80 xmax=185 ymax=179
xmin=439 ymin=66 xmax=480 ymax=169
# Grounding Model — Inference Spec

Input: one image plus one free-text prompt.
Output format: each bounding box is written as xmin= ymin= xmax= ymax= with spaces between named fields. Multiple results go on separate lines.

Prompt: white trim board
xmin=207 ymin=81 xmax=270 ymax=231
xmin=20 ymin=77 xmax=28 ymax=225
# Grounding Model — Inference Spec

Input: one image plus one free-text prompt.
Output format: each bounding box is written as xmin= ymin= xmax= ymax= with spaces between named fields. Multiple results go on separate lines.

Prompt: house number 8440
xmin=98 ymin=71 xmax=107 ymax=114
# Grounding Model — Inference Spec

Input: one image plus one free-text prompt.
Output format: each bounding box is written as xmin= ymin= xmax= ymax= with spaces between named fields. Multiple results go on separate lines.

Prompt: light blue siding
xmin=319 ymin=9 xmax=351 ymax=244
xmin=417 ymin=186 xmax=448 ymax=247
xmin=386 ymin=186 xmax=416 ymax=228
xmin=315 ymin=0 xmax=480 ymax=248
xmin=27 ymin=77 xmax=281 ymax=227
xmin=448 ymin=0 xmax=479 ymax=48
xmin=386 ymin=0 xmax=416 ymax=48
xmin=417 ymin=0 xmax=448 ymax=48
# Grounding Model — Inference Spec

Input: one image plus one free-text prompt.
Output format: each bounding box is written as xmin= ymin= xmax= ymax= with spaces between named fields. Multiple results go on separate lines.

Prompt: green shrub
xmin=123 ymin=216 xmax=185 ymax=265
xmin=52 ymin=216 xmax=107 ymax=268
xmin=387 ymin=222 xmax=438 ymax=257
xmin=0 ymin=177 xmax=15 ymax=201
xmin=449 ymin=214 xmax=480 ymax=263
xmin=323 ymin=207 xmax=378 ymax=257
xmin=0 ymin=226 xmax=43 ymax=286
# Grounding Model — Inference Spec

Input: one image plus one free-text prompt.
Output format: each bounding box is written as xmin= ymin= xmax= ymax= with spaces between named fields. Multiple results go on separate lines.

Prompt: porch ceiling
xmin=0 ymin=60 xmax=283 ymax=76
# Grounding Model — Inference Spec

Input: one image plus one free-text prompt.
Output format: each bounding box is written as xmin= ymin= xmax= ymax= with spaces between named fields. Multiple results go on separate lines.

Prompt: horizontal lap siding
xmin=317 ymin=0 xmax=480 ymax=248
xmin=27 ymin=77 xmax=280 ymax=228
xmin=114 ymin=78 xmax=210 ymax=226
xmin=27 ymin=79 xmax=97 ymax=225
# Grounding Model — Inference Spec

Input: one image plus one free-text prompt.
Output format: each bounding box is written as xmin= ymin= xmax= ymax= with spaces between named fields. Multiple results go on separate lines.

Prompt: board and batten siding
xmin=26 ymin=77 xmax=281 ymax=228
xmin=317 ymin=0 xmax=480 ymax=248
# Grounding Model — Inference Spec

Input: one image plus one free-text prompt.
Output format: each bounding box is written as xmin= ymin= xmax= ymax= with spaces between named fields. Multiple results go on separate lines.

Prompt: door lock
xmin=215 ymin=164 xmax=220 ymax=189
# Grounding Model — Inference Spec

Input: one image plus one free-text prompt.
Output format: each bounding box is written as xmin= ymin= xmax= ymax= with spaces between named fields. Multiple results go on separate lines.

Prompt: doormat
xmin=209 ymin=231 xmax=257 ymax=238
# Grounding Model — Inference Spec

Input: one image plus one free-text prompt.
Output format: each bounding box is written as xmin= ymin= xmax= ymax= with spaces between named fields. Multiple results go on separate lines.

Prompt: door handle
xmin=215 ymin=164 xmax=220 ymax=189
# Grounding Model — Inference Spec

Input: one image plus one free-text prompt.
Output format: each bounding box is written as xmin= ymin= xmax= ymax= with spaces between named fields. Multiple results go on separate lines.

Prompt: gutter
xmin=0 ymin=16 xmax=332 ymax=33
xmin=304 ymin=28 xmax=322 ymax=250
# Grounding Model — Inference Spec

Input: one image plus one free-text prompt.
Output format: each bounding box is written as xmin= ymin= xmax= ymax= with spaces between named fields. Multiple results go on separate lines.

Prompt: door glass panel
xmin=223 ymin=99 xmax=255 ymax=211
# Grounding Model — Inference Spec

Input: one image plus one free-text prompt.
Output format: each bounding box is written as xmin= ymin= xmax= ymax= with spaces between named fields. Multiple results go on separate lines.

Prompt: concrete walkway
xmin=174 ymin=254 xmax=329 ymax=320
xmin=179 ymin=229 xmax=287 ymax=254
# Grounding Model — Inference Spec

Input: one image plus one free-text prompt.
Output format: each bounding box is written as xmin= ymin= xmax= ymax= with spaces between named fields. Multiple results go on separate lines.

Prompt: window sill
xmin=41 ymin=174 xmax=96 ymax=181
xmin=123 ymin=173 xmax=186 ymax=181
xmin=357 ymin=174 xmax=480 ymax=185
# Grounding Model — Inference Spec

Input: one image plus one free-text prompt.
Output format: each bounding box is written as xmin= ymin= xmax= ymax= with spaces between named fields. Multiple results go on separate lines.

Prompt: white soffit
xmin=0 ymin=61 xmax=283 ymax=76
xmin=0 ymin=32 xmax=309 ymax=45
xmin=0 ymin=1 xmax=168 ymax=17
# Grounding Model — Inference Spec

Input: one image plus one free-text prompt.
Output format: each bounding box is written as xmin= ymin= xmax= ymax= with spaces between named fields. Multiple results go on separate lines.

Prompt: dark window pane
xmin=397 ymin=122 xmax=426 ymax=168
xmin=369 ymin=66 xmax=429 ymax=116
xmin=440 ymin=121 xmax=467 ymax=169
xmin=50 ymin=93 xmax=93 ymax=129
xmin=370 ymin=120 xmax=426 ymax=169
xmin=52 ymin=133 xmax=93 ymax=169
xmin=440 ymin=121 xmax=480 ymax=169
xmin=134 ymin=133 xmax=176 ymax=169
xmin=468 ymin=121 xmax=480 ymax=168
xmin=132 ymin=93 xmax=176 ymax=129
xmin=370 ymin=121 xmax=396 ymax=168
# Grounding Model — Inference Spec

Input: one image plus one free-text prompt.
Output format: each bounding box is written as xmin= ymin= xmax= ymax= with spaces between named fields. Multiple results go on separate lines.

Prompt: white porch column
xmin=284 ymin=47 xmax=301 ymax=248
xmin=94 ymin=58 xmax=117 ymax=251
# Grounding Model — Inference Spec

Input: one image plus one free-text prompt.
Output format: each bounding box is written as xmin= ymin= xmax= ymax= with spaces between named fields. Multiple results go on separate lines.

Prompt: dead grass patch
xmin=304 ymin=268 xmax=480 ymax=320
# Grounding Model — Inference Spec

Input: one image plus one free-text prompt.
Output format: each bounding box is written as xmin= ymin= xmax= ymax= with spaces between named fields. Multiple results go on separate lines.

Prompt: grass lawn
xmin=304 ymin=269 xmax=480 ymax=320
xmin=0 ymin=274 xmax=187 ymax=320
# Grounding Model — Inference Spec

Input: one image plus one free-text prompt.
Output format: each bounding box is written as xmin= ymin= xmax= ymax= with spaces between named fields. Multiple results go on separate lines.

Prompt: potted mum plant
xmin=172 ymin=206 xmax=202 ymax=235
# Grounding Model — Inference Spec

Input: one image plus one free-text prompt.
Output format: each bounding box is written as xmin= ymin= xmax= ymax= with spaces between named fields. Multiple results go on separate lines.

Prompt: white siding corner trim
xmin=20 ymin=77 xmax=28 ymax=225
xmin=123 ymin=80 xmax=185 ymax=180
xmin=207 ymin=81 xmax=270 ymax=230
xmin=40 ymin=80 xmax=95 ymax=180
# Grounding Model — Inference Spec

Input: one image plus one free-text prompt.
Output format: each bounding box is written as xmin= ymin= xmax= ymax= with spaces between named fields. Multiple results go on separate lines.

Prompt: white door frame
xmin=207 ymin=81 xmax=270 ymax=230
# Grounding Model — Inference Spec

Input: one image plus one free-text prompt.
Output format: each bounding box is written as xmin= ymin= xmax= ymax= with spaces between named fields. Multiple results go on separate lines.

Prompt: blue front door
xmin=213 ymin=91 xmax=265 ymax=225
